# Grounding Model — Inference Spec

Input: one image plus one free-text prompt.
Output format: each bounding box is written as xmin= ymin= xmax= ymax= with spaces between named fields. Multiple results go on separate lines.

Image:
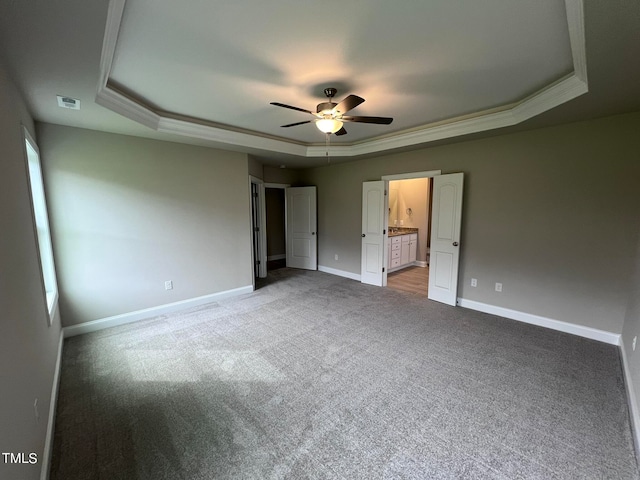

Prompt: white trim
xmin=388 ymin=261 xmax=427 ymax=273
xmin=268 ymin=254 xmax=286 ymax=261
xmin=158 ymin=117 xmax=307 ymax=156
xmin=566 ymin=0 xmax=587 ymax=83
xmin=23 ymin=127 xmax=59 ymax=327
xmin=96 ymin=0 xmax=588 ymax=159
xmin=383 ymin=170 xmax=442 ymax=181
xmin=97 ymin=0 xmax=125 ymax=90
xmin=63 ymin=286 xmax=253 ymax=338
xmin=620 ymin=340 xmax=640 ymax=461
xmin=264 ymin=183 xmax=290 ymax=189
xmin=95 ymin=86 xmax=160 ymax=130
xmin=40 ymin=331 xmax=63 ymax=480
xmin=249 ymin=175 xmax=267 ymax=279
xmin=511 ymin=74 xmax=588 ymax=123
xmin=318 ymin=265 xmax=361 ymax=282
xmin=456 ymin=298 xmax=620 ymax=345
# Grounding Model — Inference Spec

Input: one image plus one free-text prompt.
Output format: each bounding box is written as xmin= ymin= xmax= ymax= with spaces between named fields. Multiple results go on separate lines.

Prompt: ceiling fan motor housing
xmin=317 ymin=102 xmax=337 ymax=115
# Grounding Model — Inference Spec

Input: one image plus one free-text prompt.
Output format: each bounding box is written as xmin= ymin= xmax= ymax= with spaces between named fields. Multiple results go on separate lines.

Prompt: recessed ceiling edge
xmin=95 ymin=0 xmax=587 ymax=159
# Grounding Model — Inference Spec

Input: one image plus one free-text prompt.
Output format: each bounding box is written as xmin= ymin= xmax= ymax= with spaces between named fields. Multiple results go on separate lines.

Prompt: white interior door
xmin=361 ymin=180 xmax=388 ymax=286
xmin=428 ymin=173 xmax=464 ymax=305
xmin=250 ymin=179 xmax=267 ymax=279
xmin=286 ymin=186 xmax=317 ymax=270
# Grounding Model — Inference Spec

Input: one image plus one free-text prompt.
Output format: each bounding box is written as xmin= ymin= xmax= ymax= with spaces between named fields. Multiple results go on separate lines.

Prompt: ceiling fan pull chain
xmin=326 ymin=132 xmax=331 ymax=164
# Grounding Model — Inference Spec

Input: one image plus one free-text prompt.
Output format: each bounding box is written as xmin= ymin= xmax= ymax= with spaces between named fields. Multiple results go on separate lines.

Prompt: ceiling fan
xmin=270 ymin=87 xmax=393 ymax=136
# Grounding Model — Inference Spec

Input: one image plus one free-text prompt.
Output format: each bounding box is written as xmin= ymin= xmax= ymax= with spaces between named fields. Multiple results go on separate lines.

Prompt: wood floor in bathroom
xmin=387 ymin=265 xmax=429 ymax=296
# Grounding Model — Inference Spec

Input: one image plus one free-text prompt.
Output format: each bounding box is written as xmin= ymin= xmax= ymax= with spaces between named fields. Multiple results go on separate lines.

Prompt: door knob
xmin=453 ymin=241 xmax=459 ymax=246
xmin=361 ymin=234 xmax=366 ymax=237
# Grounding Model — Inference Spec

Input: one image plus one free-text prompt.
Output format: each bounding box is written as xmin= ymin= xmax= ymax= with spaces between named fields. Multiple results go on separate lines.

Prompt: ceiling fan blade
xmin=280 ymin=120 xmax=312 ymax=128
xmin=334 ymin=126 xmax=348 ymax=136
xmin=333 ymin=95 xmax=365 ymax=114
xmin=342 ymin=115 xmax=393 ymax=125
xmin=270 ymin=102 xmax=314 ymax=115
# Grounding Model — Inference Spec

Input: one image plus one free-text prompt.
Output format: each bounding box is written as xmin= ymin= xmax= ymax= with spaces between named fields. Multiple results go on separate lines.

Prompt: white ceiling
xmin=0 ymin=0 xmax=639 ymax=167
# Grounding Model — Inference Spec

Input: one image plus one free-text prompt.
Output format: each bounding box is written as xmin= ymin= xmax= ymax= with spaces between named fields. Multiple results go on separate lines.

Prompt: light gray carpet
xmin=51 ymin=268 xmax=639 ymax=479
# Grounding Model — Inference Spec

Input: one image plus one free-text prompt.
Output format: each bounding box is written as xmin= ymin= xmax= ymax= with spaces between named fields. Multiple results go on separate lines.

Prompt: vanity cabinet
xmin=388 ymin=233 xmax=417 ymax=272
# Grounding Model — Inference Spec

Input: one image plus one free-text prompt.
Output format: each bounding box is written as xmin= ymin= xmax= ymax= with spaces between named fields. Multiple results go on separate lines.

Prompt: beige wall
xmin=300 ymin=112 xmax=640 ymax=334
xmin=37 ymin=124 xmax=254 ymax=327
xmin=0 ymin=62 xmax=62 ymax=480
xmin=248 ymin=155 xmax=264 ymax=179
xmin=263 ymin=165 xmax=302 ymax=185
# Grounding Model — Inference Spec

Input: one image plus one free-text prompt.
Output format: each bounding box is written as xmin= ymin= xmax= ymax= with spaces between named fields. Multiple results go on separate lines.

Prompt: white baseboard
xmin=63 ymin=285 xmax=254 ymax=338
xmin=413 ymin=261 xmax=428 ymax=268
xmin=40 ymin=330 xmax=63 ymax=480
xmin=456 ymin=298 xmax=621 ymax=345
xmin=318 ymin=265 xmax=361 ymax=282
xmin=268 ymin=254 xmax=286 ymax=261
xmin=620 ymin=340 xmax=640 ymax=461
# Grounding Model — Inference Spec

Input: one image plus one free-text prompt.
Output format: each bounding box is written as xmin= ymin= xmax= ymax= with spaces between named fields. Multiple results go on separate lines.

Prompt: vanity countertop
xmin=388 ymin=227 xmax=418 ymax=237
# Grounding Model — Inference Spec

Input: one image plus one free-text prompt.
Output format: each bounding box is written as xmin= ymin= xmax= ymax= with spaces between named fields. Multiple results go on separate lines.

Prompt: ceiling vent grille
xmin=57 ymin=95 xmax=81 ymax=110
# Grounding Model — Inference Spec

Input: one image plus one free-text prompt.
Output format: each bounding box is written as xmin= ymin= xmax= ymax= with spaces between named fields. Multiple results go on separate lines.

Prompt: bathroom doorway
xmin=386 ymin=176 xmax=433 ymax=296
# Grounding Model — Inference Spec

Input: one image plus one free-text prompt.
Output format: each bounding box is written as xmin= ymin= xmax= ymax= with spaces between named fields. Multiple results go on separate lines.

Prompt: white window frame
xmin=23 ymin=126 xmax=58 ymax=325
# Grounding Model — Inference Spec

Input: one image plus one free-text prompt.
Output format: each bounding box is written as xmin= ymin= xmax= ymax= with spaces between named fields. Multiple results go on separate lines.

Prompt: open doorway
xmin=265 ymin=185 xmax=287 ymax=271
xmin=362 ymin=171 xmax=463 ymax=305
xmin=386 ymin=177 xmax=433 ymax=296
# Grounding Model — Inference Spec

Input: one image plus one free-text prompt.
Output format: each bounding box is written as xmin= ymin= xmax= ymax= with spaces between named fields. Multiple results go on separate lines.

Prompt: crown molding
xmin=157 ymin=117 xmax=307 ymax=156
xmin=96 ymin=0 xmax=588 ymax=159
xmin=566 ymin=0 xmax=587 ymax=83
xmin=96 ymin=83 xmax=160 ymax=129
xmin=97 ymin=0 xmax=125 ymax=91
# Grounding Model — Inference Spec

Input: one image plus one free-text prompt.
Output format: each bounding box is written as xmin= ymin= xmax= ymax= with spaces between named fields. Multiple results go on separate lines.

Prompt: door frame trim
xmin=382 ymin=170 xmax=442 ymax=181
xmin=249 ymin=176 xmax=267 ymax=287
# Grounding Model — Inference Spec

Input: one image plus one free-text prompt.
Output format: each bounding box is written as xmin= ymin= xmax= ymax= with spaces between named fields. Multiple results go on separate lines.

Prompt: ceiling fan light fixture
xmin=316 ymin=118 xmax=343 ymax=134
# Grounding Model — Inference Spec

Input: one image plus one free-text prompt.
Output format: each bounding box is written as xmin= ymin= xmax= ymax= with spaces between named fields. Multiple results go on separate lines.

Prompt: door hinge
xmin=252 ymin=192 xmax=259 ymax=198
xmin=255 ymin=260 xmax=261 ymax=265
xmin=254 ymin=226 xmax=260 ymax=232
xmin=383 ymin=229 xmax=386 ymax=234
xmin=382 ymin=267 xmax=385 ymax=273
xmin=384 ymin=190 xmax=387 ymax=195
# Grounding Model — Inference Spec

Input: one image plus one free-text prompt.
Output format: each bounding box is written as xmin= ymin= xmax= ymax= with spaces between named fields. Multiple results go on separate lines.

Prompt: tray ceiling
xmin=97 ymin=0 xmax=586 ymax=158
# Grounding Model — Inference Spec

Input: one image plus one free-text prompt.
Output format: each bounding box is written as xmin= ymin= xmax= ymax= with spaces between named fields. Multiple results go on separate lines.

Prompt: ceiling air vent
xmin=56 ymin=95 xmax=81 ymax=110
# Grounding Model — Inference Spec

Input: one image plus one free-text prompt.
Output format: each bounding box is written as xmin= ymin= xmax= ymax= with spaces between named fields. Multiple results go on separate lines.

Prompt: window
xmin=23 ymin=127 xmax=58 ymax=324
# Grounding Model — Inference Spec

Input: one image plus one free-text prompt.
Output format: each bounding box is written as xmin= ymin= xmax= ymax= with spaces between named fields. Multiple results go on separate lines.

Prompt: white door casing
xmin=428 ymin=173 xmax=464 ymax=305
xmin=249 ymin=176 xmax=267 ymax=282
xmin=361 ymin=180 xmax=388 ymax=286
xmin=286 ymin=186 xmax=317 ymax=270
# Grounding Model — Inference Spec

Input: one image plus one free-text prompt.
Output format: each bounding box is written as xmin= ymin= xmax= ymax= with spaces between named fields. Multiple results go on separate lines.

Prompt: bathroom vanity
xmin=388 ymin=229 xmax=418 ymax=272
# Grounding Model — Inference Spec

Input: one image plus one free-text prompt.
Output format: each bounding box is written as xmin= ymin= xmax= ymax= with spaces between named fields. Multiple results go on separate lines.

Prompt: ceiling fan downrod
xmin=317 ymin=87 xmax=338 ymax=115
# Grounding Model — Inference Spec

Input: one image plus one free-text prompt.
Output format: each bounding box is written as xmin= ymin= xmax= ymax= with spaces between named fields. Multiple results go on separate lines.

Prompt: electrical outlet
xmin=471 ymin=278 xmax=477 ymax=287
xmin=495 ymin=282 xmax=503 ymax=292
xmin=335 ymin=254 xmax=339 ymax=261
xmin=633 ymin=336 xmax=637 ymax=351
xmin=164 ymin=280 xmax=173 ymax=290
